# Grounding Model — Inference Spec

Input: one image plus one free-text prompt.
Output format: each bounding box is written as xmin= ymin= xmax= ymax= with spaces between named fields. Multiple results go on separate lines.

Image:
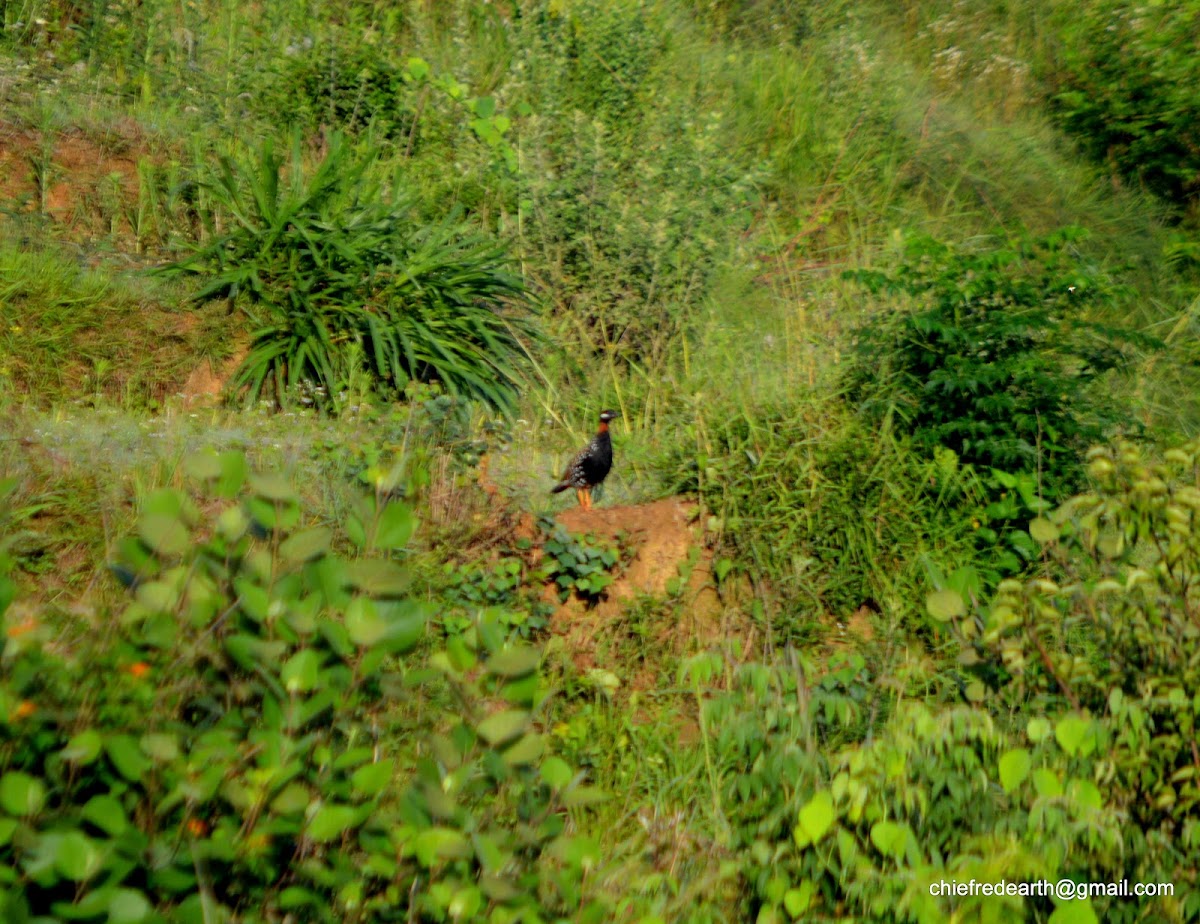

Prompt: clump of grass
xmin=160 ymin=132 xmax=540 ymax=414
xmin=0 ymin=244 xmax=228 ymax=407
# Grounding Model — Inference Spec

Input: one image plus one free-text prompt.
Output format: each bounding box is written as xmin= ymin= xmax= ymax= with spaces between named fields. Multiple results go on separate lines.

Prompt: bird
xmin=550 ymin=410 xmax=618 ymax=510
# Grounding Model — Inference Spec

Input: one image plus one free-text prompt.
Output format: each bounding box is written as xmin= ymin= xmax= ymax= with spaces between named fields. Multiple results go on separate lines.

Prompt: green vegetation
xmin=3 ymin=0 xmax=1200 ymax=920
xmin=161 ymin=133 xmax=535 ymax=413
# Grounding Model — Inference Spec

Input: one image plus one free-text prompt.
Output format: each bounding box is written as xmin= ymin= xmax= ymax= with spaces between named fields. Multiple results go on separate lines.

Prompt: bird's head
xmin=598 ymin=409 xmax=619 ymax=423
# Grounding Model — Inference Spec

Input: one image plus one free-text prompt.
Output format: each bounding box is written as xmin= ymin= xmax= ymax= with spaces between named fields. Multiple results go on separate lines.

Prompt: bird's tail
xmin=550 ymin=482 xmax=570 ymax=494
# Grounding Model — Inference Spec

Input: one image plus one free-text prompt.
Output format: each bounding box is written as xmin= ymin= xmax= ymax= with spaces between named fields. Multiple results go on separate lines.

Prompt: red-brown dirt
xmin=179 ymin=347 xmax=247 ymax=406
xmin=547 ymin=499 xmax=753 ymax=691
xmin=0 ymin=120 xmax=144 ymax=233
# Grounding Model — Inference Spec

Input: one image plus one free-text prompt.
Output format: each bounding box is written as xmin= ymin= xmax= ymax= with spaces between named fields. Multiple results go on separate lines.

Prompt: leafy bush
xmin=162 ymin=133 xmax=538 ymax=413
xmin=944 ymin=437 xmax=1200 ymax=866
xmin=844 ymin=228 xmax=1142 ymax=496
xmin=0 ymin=454 xmax=612 ymax=922
xmin=536 ymin=0 xmax=662 ymax=124
xmin=705 ymin=462 xmax=1200 ymax=924
xmin=671 ymin=402 xmax=983 ymax=627
xmin=440 ymin=555 xmax=551 ymax=640
xmin=536 ymin=517 xmax=624 ymax=604
xmin=1049 ymin=0 xmax=1200 ymax=217
xmin=263 ymin=39 xmax=416 ymax=140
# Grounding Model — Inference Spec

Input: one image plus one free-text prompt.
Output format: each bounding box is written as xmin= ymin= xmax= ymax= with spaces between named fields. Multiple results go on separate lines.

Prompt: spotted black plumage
xmin=550 ymin=410 xmax=618 ymax=510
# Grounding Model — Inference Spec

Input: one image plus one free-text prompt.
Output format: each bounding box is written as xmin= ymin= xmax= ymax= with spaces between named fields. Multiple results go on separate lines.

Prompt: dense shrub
xmin=936 ymin=436 xmax=1200 ymax=919
xmin=0 ymin=455 xmax=612 ymax=922
xmin=949 ymin=438 xmax=1200 ymax=844
xmin=698 ymin=440 xmax=1200 ymax=921
xmin=1049 ymin=0 xmax=1200 ymax=218
xmin=669 ymin=401 xmax=985 ymax=628
xmin=531 ymin=0 xmax=663 ymax=124
xmin=844 ymin=229 xmax=1143 ymax=497
xmin=162 ymin=133 xmax=538 ymax=413
xmin=263 ymin=39 xmax=416 ymax=140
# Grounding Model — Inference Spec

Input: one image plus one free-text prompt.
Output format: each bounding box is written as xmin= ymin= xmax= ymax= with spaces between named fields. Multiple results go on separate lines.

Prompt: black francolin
xmin=550 ymin=410 xmax=618 ymax=510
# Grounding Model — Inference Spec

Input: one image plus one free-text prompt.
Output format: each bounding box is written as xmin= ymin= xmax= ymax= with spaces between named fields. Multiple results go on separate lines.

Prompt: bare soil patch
xmin=548 ymin=499 xmax=751 ymax=690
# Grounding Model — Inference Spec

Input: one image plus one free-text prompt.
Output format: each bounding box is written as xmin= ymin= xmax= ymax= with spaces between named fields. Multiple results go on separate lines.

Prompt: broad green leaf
xmin=282 ymin=649 xmax=321 ymax=693
xmin=278 ymin=887 xmax=320 ymax=909
xmin=548 ymin=834 xmax=601 ymax=871
xmin=998 ymin=748 xmax=1031 ymax=793
xmin=183 ymin=450 xmax=222 ymax=482
xmin=142 ymin=488 xmax=189 ymax=520
xmin=216 ymin=451 xmax=248 ymax=497
xmin=105 ymin=735 xmax=151 ymax=783
xmin=480 ymin=873 xmax=521 ymax=902
xmin=793 ymin=791 xmax=834 ymax=847
xmin=1055 ymin=715 xmax=1090 ymax=756
xmin=307 ymin=804 xmax=358 ymax=842
xmin=217 ymin=505 xmax=249 ymax=542
xmin=54 ymin=830 xmax=102 ymax=881
xmin=560 ymin=786 xmax=608 ymax=808
xmin=540 ymin=757 xmax=574 ymax=790
xmin=1068 ymin=777 xmax=1103 ymax=810
xmin=448 ymin=886 xmax=483 ymax=921
xmin=345 ymin=598 xmax=387 ymax=647
xmin=406 ymin=57 xmax=430 ymax=80
xmin=379 ymin=601 xmax=426 ymax=654
xmin=351 ymin=760 xmax=394 ymax=798
xmin=476 ymin=710 xmax=529 ymax=746
xmin=140 ymin=733 xmax=180 ymax=762
xmin=279 ymin=527 xmax=332 ymax=564
xmin=138 ymin=514 xmax=189 ymax=558
xmin=0 ymin=772 xmax=45 ymax=816
xmin=869 ymin=820 xmax=907 ymax=860
xmin=82 ymin=794 xmax=128 ymax=837
xmin=502 ymin=672 xmax=539 ymax=707
xmin=1029 ymin=517 xmax=1059 ymax=544
xmin=1027 ymin=717 xmax=1052 ymax=742
xmin=271 ymin=783 xmax=311 ymax=815
xmin=109 ymin=888 xmax=152 ymax=923
xmin=485 ymin=646 xmax=541 ymax=678
xmin=1033 ymin=768 xmax=1063 ymax=798
xmin=413 ymin=828 xmax=472 ymax=866
xmin=375 ymin=501 xmax=416 ymax=551
xmin=784 ymin=881 xmax=816 ymax=918
xmin=249 ymin=472 xmax=297 ymax=502
xmin=345 ymin=560 xmax=410 ymax=597
xmin=926 ymin=589 xmax=965 ymax=621
xmin=62 ymin=730 xmax=104 ymax=765
xmin=247 ymin=495 xmax=299 ymax=531
xmin=136 ymin=580 xmax=178 ymax=613
xmin=502 ymin=733 xmax=545 ymax=766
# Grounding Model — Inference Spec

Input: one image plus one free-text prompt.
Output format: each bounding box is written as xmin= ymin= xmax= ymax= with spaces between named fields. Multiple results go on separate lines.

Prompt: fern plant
xmin=161 ymin=133 xmax=538 ymax=413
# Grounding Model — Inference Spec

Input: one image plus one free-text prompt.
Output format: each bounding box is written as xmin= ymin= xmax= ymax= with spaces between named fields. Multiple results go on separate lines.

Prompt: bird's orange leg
xmin=576 ymin=487 xmax=585 ymax=507
xmin=583 ymin=487 xmax=592 ymax=511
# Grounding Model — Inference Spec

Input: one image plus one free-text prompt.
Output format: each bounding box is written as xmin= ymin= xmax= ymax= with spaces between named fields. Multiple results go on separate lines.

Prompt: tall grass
xmin=0 ymin=244 xmax=227 ymax=407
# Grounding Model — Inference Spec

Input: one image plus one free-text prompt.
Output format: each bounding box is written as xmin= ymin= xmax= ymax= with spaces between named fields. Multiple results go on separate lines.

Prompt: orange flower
xmin=186 ymin=818 xmax=209 ymax=837
xmin=5 ymin=618 xmax=37 ymax=639
xmin=12 ymin=700 xmax=35 ymax=720
xmin=127 ymin=662 xmax=151 ymax=679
